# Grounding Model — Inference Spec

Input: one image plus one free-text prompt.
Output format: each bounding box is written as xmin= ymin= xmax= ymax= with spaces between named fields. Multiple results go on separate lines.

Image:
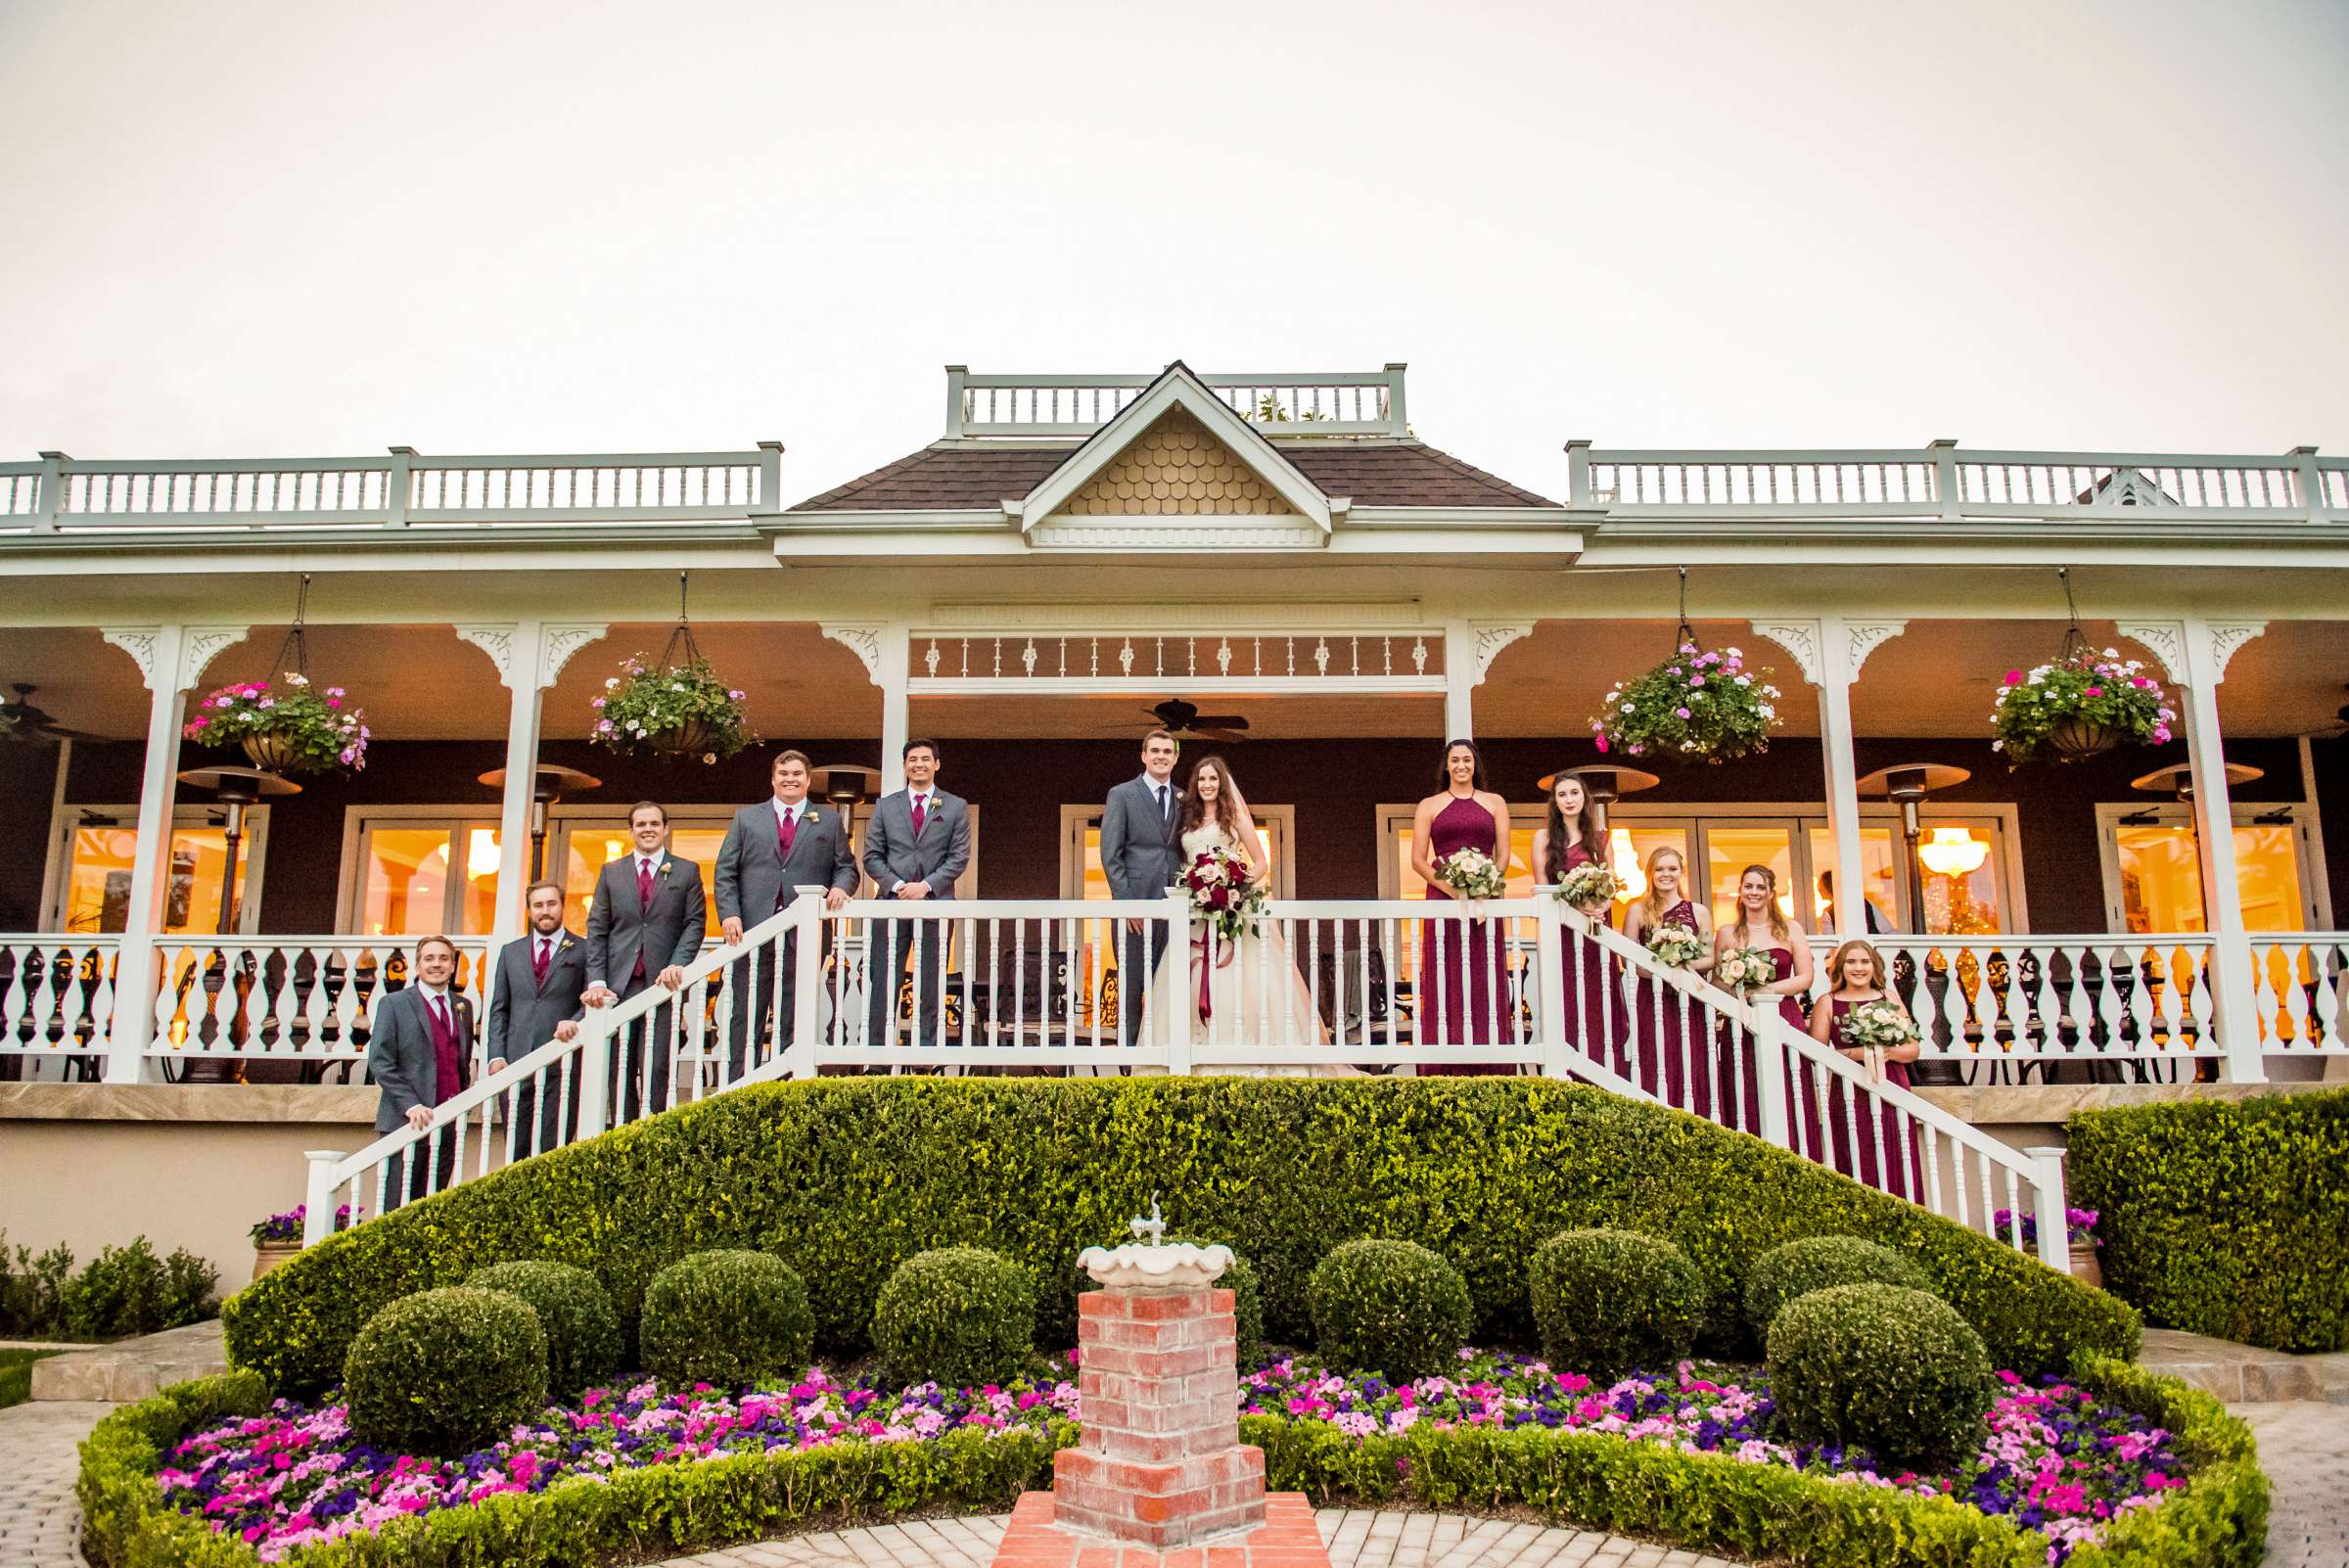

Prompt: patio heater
xmin=2128 ymin=761 xmax=2262 ymax=805
xmin=476 ymin=762 xmax=602 ymax=882
xmin=1856 ymin=762 xmax=1971 ymax=936
xmin=173 ymin=764 xmax=301 ymax=1083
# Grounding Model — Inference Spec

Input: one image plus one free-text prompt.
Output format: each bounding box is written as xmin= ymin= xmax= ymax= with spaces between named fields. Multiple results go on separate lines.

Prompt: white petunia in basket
xmin=1554 ymin=862 xmax=1620 ymax=909
xmin=1840 ymin=998 xmax=1920 ymax=1052
xmin=1435 ymin=848 xmax=1507 ymax=899
xmin=1713 ymin=945 xmax=1776 ymax=994
xmin=1643 ymin=924 xmax=1707 ymax=969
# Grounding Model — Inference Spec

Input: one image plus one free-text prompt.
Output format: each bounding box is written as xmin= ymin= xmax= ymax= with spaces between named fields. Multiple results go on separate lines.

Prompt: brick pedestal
xmin=992 ymin=1274 xmax=1328 ymax=1568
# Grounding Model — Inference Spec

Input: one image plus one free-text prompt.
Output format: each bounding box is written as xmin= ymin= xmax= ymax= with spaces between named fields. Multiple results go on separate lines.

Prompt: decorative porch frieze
xmin=454 ymin=623 xmax=611 ymax=689
xmin=100 ymin=624 xmax=251 ymax=692
xmin=2112 ymin=621 xmax=2188 ymax=684
xmin=820 ymin=624 xmax=888 ymax=683
xmin=2112 ymin=619 xmax=2266 ymax=686
xmin=1469 ymin=623 xmax=1533 ymax=683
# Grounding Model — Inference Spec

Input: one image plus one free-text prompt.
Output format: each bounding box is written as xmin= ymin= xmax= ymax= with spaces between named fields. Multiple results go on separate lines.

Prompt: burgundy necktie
xmin=531 ymin=939 xmax=549 ymax=987
xmin=777 ymin=807 xmax=798 ymax=858
xmin=430 ymin=994 xmax=450 ymax=1036
xmin=636 ymin=857 xmax=655 ymax=909
xmin=910 ymin=795 xmax=927 ymax=836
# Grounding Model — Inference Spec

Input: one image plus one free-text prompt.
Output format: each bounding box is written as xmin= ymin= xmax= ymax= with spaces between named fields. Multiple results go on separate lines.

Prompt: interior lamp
xmin=1917 ymin=827 xmax=1989 ymax=878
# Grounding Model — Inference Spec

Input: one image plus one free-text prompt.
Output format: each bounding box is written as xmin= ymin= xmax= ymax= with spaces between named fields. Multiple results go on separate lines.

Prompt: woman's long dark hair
xmin=1177 ymin=755 xmax=1243 ymax=840
xmin=1438 ymin=737 xmax=1487 ymax=791
xmin=1542 ymin=776 xmax=1606 ymax=883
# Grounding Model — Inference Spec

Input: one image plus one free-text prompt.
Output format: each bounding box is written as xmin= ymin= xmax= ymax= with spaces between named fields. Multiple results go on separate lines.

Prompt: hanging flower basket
xmin=184 ymin=674 xmax=369 ymax=774
xmin=1992 ymin=648 xmax=2173 ymax=764
xmin=592 ymin=654 xmax=750 ymax=763
xmin=1590 ymin=638 xmax=1779 ymax=764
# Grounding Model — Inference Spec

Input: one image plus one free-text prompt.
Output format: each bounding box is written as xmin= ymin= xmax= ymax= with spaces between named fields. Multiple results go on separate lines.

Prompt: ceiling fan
xmin=0 ymin=684 xmax=101 ymax=746
xmin=1136 ymin=697 xmax=1251 ymax=744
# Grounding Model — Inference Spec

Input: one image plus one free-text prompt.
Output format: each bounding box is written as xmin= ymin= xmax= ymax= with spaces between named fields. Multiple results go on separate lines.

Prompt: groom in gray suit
xmin=486 ymin=880 xmax=588 ymax=1154
xmin=583 ymin=801 xmax=706 ymax=1121
xmin=861 ymin=738 xmax=971 ymax=1049
xmin=1100 ymin=730 xmax=1184 ymax=1043
xmin=715 ymin=750 xmax=857 ymax=1078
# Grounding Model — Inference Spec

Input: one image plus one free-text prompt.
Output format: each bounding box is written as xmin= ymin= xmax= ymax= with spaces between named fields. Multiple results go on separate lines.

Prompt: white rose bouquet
xmin=1554 ymin=862 xmax=1620 ymax=910
xmin=1840 ymin=998 xmax=1919 ymax=1052
xmin=1644 ymin=924 xmax=1707 ymax=969
xmin=1712 ymin=945 xmax=1776 ymax=995
xmin=1435 ymin=848 xmax=1506 ymax=900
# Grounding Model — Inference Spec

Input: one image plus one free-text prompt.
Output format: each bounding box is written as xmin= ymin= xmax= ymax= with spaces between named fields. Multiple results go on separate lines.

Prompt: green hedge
xmin=226 ymin=1078 xmax=2137 ymax=1395
xmin=2068 ymin=1086 xmax=2349 ymax=1353
xmin=81 ymin=1356 xmax=2260 ymax=1568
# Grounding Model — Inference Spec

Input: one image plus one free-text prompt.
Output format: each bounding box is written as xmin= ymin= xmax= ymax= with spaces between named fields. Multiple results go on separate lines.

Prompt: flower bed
xmin=125 ymin=1350 xmax=2225 ymax=1568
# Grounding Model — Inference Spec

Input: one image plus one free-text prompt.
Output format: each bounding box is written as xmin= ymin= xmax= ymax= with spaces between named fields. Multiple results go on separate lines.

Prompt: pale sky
xmin=2 ymin=0 xmax=2343 ymax=505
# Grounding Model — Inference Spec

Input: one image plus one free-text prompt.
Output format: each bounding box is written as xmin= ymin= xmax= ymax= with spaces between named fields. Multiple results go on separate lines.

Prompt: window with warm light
xmin=556 ymin=822 xmax=728 ymax=937
xmin=349 ymin=818 xmax=501 ymax=936
xmin=1702 ymin=824 xmax=1796 ymax=929
xmin=2110 ymin=814 xmax=2312 ymax=935
xmin=57 ymin=817 xmax=258 ymax=935
xmin=1804 ymin=826 xmax=1899 ymax=935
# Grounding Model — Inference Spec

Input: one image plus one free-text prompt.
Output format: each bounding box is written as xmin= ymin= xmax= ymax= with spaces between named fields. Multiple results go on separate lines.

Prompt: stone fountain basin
xmin=1077 ymin=1241 xmax=1233 ymax=1289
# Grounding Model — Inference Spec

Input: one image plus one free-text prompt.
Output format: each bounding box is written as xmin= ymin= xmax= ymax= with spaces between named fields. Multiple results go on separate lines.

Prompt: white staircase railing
xmin=298 ymin=892 xmax=2070 ymax=1270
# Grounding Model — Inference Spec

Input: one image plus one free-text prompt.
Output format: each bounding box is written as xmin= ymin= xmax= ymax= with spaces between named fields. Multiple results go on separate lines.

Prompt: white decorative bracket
xmin=455 ymin=623 xmax=610 ymax=689
xmin=1747 ymin=618 xmax=1904 ymax=686
xmin=454 ymin=625 xmax=519 ymax=686
xmin=1468 ymin=622 xmax=1533 ymax=684
xmin=1846 ymin=621 xmax=1907 ymax=679
xmin=2205 ymin=622 xmax=2267 ymax=683
xmin=102 ymin=624 xmax=251 ymax=693
xmin=1747 ymin=620 xmax=1822 ymax=685
xmin=820 ymin=624 xmax=888 ymax=683
xmin=2112 ymin=621 xmax=2188 ymax=685
xmin=2114 ymin=620 xmax=2267 ymax=687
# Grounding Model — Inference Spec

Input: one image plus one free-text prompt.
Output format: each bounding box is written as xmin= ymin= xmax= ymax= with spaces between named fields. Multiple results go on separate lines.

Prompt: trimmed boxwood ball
xmin=465 ymin=1261 xmax=623 ymax=1397
xmin=344 ymin=1287 xmax=547 ymax=1457
xmin=1743 ymin=1234 xmax=1931 ymax=1334
xmin=640 ymin=1251 xmax=813 ymax=1391
xmin=1528 ymin=1228 xmax=1706 ymax=1382
xmin=1308 ymin=1239 xmax=1472 ymax=1381
xmin=1767 ymin=1282 xmax=1997 ymax=1469
xmin=1082 ymin=1245 xmax=1265 ymax=1366
xmin=873 ymin=1247 xmax=1037 ymax=1388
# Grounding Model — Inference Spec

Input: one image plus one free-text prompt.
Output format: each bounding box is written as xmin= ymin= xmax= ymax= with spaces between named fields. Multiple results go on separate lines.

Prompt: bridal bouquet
xmin=1713 ymin=945 xmax=1776 ymax=994
xmin=1435 ymin=848 xmax=1506 ymax=899
xmin=1644 ymin=924 xmax=1707 ymax=969
xmin=1554 ymin=862 xmax=1620 ymax=909
xmin=1185 ymin=845 xmax=1265 ymax=942
xmin=1840 ymin=998 xmax=1920 ymax=1052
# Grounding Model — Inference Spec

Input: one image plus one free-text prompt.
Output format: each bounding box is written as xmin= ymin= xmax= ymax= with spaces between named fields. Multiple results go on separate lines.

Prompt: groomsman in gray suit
xmin=1100 ymin=730 xmax=1184 ymax=1044
xmin=486 ymin=879 xmax=588 ymax=1154
xmin=583 ymin=801 xmax=706 ymax=1121
xmin=861 ymin=738 xmax=971 ymax=1049
xmin=715 ymin=750 xmax=856 ymax=1078
xmin=368 ymin=934 xmax=474 ymax=1207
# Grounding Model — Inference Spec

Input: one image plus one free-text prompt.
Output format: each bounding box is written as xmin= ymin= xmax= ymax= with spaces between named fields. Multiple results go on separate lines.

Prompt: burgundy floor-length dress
xmin=1713 ymin=945 xmax=1802 ymax=1137
xmin=1823 ymin=995 xmax=1923 ymax=1200
xmin=1631 ymin=899 xmax=1701 ymax=1106
xmin=1556 ymin=842 xmax=1626 ymax=1072
xmin=1417 ymin=795 xmax=1517 ymax=1076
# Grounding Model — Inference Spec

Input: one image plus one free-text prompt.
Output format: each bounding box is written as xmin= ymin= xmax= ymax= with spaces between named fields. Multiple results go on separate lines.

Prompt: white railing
xmin=1800 ymin=934 xmax=2222 ymax=1075
xmin=144 ymin=936 xmax=494 ymax=1069
xmin=0 ymin=445 xmax=780 ymax=533
xmin=908 ymin=630 xmax=1447 ymax=693
xmin=296 ymin=894 xmax=2069 ymax=1269
xmin=0 ymin=935 xmax=120 ymax=1075
xmin=1568 ymin=440 xmax=2343 ymax=524
xmin=2250 ymin=935 xmax=2349 ymax=1054
xmin=944 ymin=367 xmax=1408 ymax=438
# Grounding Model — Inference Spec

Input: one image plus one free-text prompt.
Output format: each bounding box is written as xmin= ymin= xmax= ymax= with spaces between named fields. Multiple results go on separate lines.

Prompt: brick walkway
xmin=0 ymin=1401 xmax=115 ymax=1568
xmin=2235 ymin=1404 xmax=2349 ymax=1568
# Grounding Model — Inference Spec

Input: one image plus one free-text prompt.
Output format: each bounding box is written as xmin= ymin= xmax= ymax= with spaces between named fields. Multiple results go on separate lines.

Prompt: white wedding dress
xmin=1145 ymin=825 xmax=1356 ymax=1078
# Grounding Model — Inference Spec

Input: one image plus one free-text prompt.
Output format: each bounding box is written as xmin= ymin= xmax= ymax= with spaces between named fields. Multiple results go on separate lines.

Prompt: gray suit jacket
xmin=368 ymin=985 xmax=475 ymax=1133
xmin=1101 ymin=775 xmax=1183 ymax=901
xmin=486 ymin=928 xmax=588 ymax=1066
xmin=585 ymin=853 xmax=706 ymax=991
xmin=861 ymin=788 xmax=971 ymax=899
xmin=714 ymin=799 xmax=857 ymax=926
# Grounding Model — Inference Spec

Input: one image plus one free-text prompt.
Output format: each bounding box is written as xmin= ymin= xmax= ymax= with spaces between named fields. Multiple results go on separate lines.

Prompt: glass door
xmin=2103 ymin=808 xmax=2317 ymax=934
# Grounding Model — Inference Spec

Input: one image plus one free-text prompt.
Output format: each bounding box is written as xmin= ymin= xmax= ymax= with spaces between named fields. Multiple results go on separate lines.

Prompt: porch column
xmin=1751 ymin=618 xmax=1904 ymax=936
xmin=820 ymin=624 xmax=904 ymax=791
xmin=456 ymin=623 xmax=607 ymax=938
xmin=98 ymin=623 xmax=250 ymax=1084
xmin=1443 ymin=622 xmax=1532 ymax=744
xmin=2117 ymin=618 xmax=2269 ymax=1083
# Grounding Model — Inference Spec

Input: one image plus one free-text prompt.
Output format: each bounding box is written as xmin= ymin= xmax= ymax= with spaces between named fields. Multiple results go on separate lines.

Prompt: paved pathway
xmin=2234 ymin=1403 xmax=2349 ymax=1568
xmin=0 ymin=1401 xmax=115 ymax=1568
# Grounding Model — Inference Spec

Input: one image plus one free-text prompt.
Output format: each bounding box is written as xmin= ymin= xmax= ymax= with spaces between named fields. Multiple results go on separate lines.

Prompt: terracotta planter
xmin=239 ymin=731 xmax=300 ymax=772
xmin=2045 ymin=714 xmax=2120 ymax=762
xmin=2068 ymin=1239 xmax=2103 ymax=1289
xmin=252 ymin=1240 xmax=300 ymax=1280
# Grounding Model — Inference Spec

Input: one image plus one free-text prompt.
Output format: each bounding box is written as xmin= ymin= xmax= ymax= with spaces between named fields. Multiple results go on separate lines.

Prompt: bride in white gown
xmin=1146 ymin=756 xmax=1356 ymax=1078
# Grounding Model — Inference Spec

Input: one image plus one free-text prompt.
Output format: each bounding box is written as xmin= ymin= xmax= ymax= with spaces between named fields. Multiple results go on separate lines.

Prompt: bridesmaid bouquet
xmin=1185 ymin=846 xmax=1266 ymax=941
xmin=1841 ymin=998 xmax=1920 ymax=1052
xmin=1434 ymin=849 xmax=1506 ymax=899
xmin=1643 ymin=925 xmax=1707 ymax=969
xmin=1713 ymin=945 xmax=1776 ymax=994
xmin=1554 ymin=863 xmax=1620 ymax=909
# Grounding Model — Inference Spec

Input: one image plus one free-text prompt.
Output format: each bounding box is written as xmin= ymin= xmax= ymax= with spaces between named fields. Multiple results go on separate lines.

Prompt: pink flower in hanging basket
xmin=2004 ymin=669 xmax=2024 ymax=685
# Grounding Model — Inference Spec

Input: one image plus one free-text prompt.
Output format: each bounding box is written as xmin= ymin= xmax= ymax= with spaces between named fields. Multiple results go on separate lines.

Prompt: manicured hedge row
xmin=2067 ymin=1086 xmax=2349 ymax=1353
xmin=1246 ymin=1352 xmax=2267 ymax=1568
xmin=226 ymin=1078 xmax=2137 ymax=1394
xmin=83 ymin=1357 xmax=2260 ymax=1568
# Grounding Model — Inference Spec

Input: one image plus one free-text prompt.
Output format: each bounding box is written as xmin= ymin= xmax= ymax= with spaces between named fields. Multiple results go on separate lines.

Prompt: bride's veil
xmin=1220 ymin=765 xmax=1264 ymax=876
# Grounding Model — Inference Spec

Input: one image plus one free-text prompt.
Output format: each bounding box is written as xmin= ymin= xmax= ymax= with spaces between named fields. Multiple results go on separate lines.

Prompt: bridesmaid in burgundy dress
xmin=1619 ymin=846 xmax=1711 ymax=1106
xmin=1712 ymin=866 xmax=1815 ymax=1142
xmin=1808 ymin=941 xmax=1924 ymax=1199
xmin=1411 ymin=740 xmax=1517 ymax=1076
xmin=1531 ymin=774 xmax=1623 ymax=1073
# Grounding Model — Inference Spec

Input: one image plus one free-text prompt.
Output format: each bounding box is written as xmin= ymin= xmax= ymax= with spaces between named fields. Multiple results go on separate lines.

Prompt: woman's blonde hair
xmin=1825 ymin=939 xmax=1886 ymax=992
xmin=1736 ymin=863 xmax=1791 ymax=945
xmin=1638 ymin=845 xmax=1686 ymax=931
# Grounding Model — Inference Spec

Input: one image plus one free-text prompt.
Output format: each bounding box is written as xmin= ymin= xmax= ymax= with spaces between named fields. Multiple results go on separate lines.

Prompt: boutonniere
xmin=806 ymin=808 xmax=822 ymax=825
xmin=559 ymin=938 xmax=574 ymax=951
xmin=660 ymin=861 xmax=674 ymax=877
